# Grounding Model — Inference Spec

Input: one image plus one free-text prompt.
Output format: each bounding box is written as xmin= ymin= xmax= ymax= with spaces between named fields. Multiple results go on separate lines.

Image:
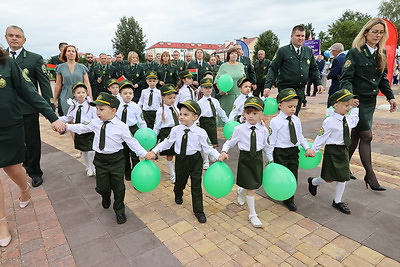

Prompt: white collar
xmin=366 ymin=44 xmax=378 ymax=55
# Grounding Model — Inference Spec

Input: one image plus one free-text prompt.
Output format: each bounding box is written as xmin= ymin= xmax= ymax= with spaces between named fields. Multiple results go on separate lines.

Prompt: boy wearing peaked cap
xmin=268 ymin=88 xmax=312 ymax=212
xmin=147 ymin=100 xmax=220 ymax=224
xmin=219 ymin=96 xmax=273 ymax=228
xmin=175 ymin=70 xmax=196 ymax=104
xmin=107 ymin=78 xmax=120 ymax=99
xmin=138 ymin=71 xmax=162 ymax=129
xmin=65 ymin=92 xmax=148 ymax=224
xmin=307 ymin=89 xmax=359 ymax=214
xmin=229 ymin=77 xmax=254 ymax=122
xmin=197 ymin=78 xmax=229 ymax=169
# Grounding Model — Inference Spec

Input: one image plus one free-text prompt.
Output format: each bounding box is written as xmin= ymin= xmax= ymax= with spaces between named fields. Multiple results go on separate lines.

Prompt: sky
xmin=0 ymin=0 xmax=380 ymax=59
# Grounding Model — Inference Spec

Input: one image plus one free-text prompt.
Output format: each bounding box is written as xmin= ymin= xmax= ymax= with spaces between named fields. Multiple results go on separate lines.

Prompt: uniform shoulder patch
xmin=22 ymin=71 xmax=31 ymax=82
xmin=344 ymin=60 xmax=351 ymax=68
xmin=318 ymin=127 xmax=324 ymax=136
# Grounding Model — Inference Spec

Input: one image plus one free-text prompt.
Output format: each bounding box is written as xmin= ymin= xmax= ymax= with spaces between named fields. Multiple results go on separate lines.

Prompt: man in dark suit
xmin=234 ymin=43 xmax=257 ymax=89
xmin=327 ymin=43 xmax=345 ymax=107
xmin=306 ymin=54 xmax=325 ymax=97
xmin=48 ymin=42 xmax=68 ymax=78
xmin=5 ymin=25 xmax=55 ymax=187
xmin=253 ymin=50 xmax=270 ymax=97
xmin=94 ymin=53 xmax=118 ymax=99
xmin=112 ymin=52 xmax=128 ymax=78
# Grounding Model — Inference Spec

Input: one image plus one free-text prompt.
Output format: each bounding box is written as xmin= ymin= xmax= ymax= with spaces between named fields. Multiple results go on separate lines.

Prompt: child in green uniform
xmin=197 ymin=78 xmax=229 ymax=169
xmin=268 ymin=89 xmax=312 ymax=212
xmin=107 ymin=78 xmax=120 ymax=99
xmin=116 ymin=81 xmax=147 ymax=181
xmin=138 ymin=71 xmax=162 ymax=129
xmin=59 ymin=82 xmax=97 ymax=176
xmin=219 ymin=97 xmax=273 ymax=228
xmin=307 ymin=89 xmax=359 ymax=214
xmin=153 ymin=84 xmax=180 ymax=183
xmin=147 ymin=100 xmax=220 ymax=223
xmin=229 ymin=77 xmax=253 ymax=122
xmin=175 ymin=70 xmax=196 ymax=103
xmin=66 ymin=92 xmax=148 ymax=224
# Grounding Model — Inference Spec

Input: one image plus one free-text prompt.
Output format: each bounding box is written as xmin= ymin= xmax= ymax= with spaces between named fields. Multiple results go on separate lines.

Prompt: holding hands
xmin=145 ymin=151 xmax=157 ymax=160
xmin=51 ymin=120 xmax=66 ymax=133
xmin=305 ymin=148 xmax=316 ymax=157
xmin=219 ymin=152 xmax=229 ymax=161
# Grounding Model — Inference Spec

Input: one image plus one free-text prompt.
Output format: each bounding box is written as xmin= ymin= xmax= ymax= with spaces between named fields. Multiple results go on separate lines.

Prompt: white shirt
xmin=228 ymin=93 xmax=253 ymax=121
xmin=197 ymin=96 xmax=228 ymax=122
xmin=116 ymin=101 xmax=147 ymax=128
xmin=66 ymin=117 xmax=147 ymax=156
xmin=138 ymin=87 xmax=162 ymax=111
xmin=312 ymin=108 xmax=359 ymax=152
xmin=269 ymin=111 xmax=309 ymax=149
xmin=222 ymin=121 xmax=273 ymax=162
xmin=366 ymin=44 xmax=378 ymax=55
xmin=153 ymin=104 xmax=180 ymax=135
xmin=175 ymin=84 xmax=196 ymax=104
xmin=59 ymin=98 xmax=96 ymax=124
xmin=152 ymin=124 xmax=220 ymax=159
xmin=8 ymin=47 xmax=23 ymax=58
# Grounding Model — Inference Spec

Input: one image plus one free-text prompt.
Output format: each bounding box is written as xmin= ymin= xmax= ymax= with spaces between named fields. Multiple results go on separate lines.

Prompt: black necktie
xmin=99 ymin=121 xmax=110 ymax=150
xmin=180 ymin=129 xmax=190 ymax=156
xmin=287 ymin=116 xmax=297 ymax=145
xmin=250 ymin=126 xmax=257 ymax=158
xmin=148 ymin=89 xmax=153 ymax=106
xmin=198 ymin=61 xmax=202 ymax=67
xmin=10 ymin=51 xmax=16 ymax=59
xmin=121 ymin=104 xmax=128 ymax=123
xmin=208 ymin=98 xmax=216 ymax=117
xmin=343 ymin=117 xmax=350 ymax=147
xmin=170 ymin=107 xmax=179 ymax=125
xmin=75 ymin=105 xmax=83 ymax=123
xmin=189 ymin=87 xmax=194 ymax=100
xmin=297 ymin=49 xmax=301 ymax=56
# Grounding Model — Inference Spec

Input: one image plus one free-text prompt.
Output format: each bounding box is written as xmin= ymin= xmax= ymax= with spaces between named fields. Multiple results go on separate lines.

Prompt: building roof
xmin=214 ymin=37 xmax=258 ymax=54
xmin=147 ymin=41 xmax=221 ymax=50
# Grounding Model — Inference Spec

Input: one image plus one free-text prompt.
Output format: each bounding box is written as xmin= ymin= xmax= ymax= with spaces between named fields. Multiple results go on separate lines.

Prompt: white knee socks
xmin=246 ymin=196 xmax=257 ymax=217
xmin=82 ymin=151 xmax=95 ymax=170
xmin=334 ymin=182 xmax=346 ymax=203
xmin=166 ymin=160 xmax=175 ymax=176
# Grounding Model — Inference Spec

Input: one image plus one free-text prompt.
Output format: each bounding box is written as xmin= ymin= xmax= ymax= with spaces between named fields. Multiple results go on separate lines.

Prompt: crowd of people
xmin=0 ymin=19 xmax=397 ymax=247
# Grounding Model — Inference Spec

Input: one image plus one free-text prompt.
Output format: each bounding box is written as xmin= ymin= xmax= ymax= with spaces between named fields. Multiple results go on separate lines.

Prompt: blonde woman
xmin=340 ymin=18 xmax=397 ymax=190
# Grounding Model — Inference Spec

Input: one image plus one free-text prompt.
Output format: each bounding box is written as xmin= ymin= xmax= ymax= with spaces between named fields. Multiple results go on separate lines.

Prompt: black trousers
xmin=22 ymin=113 xmax=43 ymax=178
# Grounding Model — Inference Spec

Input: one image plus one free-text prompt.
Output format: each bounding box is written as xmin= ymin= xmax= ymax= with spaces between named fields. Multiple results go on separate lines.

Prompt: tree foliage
xmin=301 ymin=23 xmax=315 ymax=39
xmin=112 ymin=16 xmax=147 ymax=61
xmin=378 ymin=0 xmax=400 ymax=45
xmin=253 ymin=30 xmax=280 ymax=61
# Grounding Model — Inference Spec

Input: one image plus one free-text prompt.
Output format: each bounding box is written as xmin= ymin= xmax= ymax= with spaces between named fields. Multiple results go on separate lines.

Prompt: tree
xmin=378 ymin=0 xmax=400 ymax=45
xmin=301 ymin=23 xmax=315 ymax=39
xmin=253 ymin=30 xmax=280 ymax=61
xmin=112 ymin=16 xmax=147 ymax=62
xmin=318 ymin=31 xmax=330 ymax=52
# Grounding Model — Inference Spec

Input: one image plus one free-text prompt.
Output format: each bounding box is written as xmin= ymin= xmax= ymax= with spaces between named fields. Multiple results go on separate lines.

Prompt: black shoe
xmin=283 ymin=200 xmax=297 ymax=211
xmin=102 ymin=197 xmax=111 ymax=209
xmin=332 ymin=201 xmax=351 ymax=214
xmin=175 ymin=197 xmax=183 ymax=205
xmin=125 ymin=172 xmax=131 ymax=181
xmin=349 ymin=173 xmax=357 ymax=180
xmin=311 ymin=94 xmax=316 ymax=97
xmin=308 ymin=177 xmax=317 ymax=196
xmin=194 ymin=212 xmax=207 ymax=223
xmin=302 ymin=102 xmax=307 ymax=107
xmin=116 ymin=213 xmax=127 ymax=224
xmin=364 ymin=179 xmax=386 ymax=191
xmin=31 ymin=176 xmax=43 ymax=187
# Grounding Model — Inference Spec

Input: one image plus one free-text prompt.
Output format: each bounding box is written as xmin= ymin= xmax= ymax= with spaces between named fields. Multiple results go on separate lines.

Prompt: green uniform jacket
xmin=238 ymin=56 xmax=256 ymax=84
xmin=112 ymin=60 xmax=129 ymax=78
xmin=122 ymin=64 xmax=146 ymax=87
xmin=340 ymin=46 xmax=394 ymax=100
xmin=141 ymin=61 xmax=159 ymax=75
xmin=254 ymin=58 xmax=270 ymax=87
xmin=94 ymin=64 xmax=118 ymax=93
xmin=14 ymin=48 xmax=55 ymax=114
xmin=209 ymin=64 xmax=220 ymax=77
xmin=0 ymin=57 xmax=58 ymax=128
xmin=85 ymin=62 xmax=100 ymax=89
xmin=157 ymin=64 xmax=179 ymax=86
xmin=187 ymin=60 xmax=212 ymax=83
xmin=172 ymin=59 xmax=187 ymax=72
xmin=264 ymin=44 xmax=321 ymax=90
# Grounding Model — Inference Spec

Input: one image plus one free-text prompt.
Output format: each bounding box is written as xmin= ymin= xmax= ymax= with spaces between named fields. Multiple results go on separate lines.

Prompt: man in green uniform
xmin=112 ymin=52 xmax=128 ymax=78
xmin=234 ymin=43 xmax=257 ymax=89
xmin=94 ymin=53 xmax=117 ymax=99
xmin=47 ymin=42 xmax=68 ymax=78
xmin=141 ymin=52 xmax=159 ymax=74
xmin=5 ymin=25 xmax=55 ymax=187
xmin=172 ymin=50 xmax=187 ymax=72
xmin=264 ymin=25 xmax=323 ymax=115
xmin=253 ymin=50 xmax=270 ymax=97
xmin=84 ymin=52 xmax=99 ymax=94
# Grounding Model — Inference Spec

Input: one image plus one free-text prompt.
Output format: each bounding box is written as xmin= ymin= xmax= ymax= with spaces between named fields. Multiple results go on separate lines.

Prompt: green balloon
xmin=134 ymin=128 xmax=157 ymax=151
xmin=217 ymin=74 xmax=234 ymax=92
xmin=223 ymin=121 xmax=240 ymax=139
xmin=203 ymin=162 xmax=234 ymax=198
xmin=131 ymin=160 xmax=160 ymax=192
xmin=262 ymin=163 xmax=297 ymax=201
xmin=298 ymin=141 xmax=322 ymax=169
xmin=263 ymin=97 xmax=278 ymax=115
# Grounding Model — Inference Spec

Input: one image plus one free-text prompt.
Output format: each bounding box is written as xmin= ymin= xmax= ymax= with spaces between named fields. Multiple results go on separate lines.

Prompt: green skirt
xmin=199 ymin=117 xmax=218 ymax=145
xmin=0 ymin=123 xmax=25 ymax=168
xmin=237 ymin=150 xmax=263 ymax=190
xmin=143 ymin=110 xmax=157 ymax=129
xmin=74 ymin=132 xmax=94 ymax=152
xmin=321 ymin=145 xmax=350 ymax=182
xmin=158 ymin=127 xmax=175 ymax=155
xmin=356 ymin=95 xmax=376 ymax=131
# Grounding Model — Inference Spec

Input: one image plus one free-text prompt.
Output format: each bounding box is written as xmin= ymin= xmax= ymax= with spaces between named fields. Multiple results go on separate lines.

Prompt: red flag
xmin=117 ymin=76 xmax=127 ymax=83
xmin=46 ymin=64 xmax=57 ymax=70
xmin=382 ymin=18 xmax=398 ymax=95
xmin=188 ymin=69 xmax=198 ymax=75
